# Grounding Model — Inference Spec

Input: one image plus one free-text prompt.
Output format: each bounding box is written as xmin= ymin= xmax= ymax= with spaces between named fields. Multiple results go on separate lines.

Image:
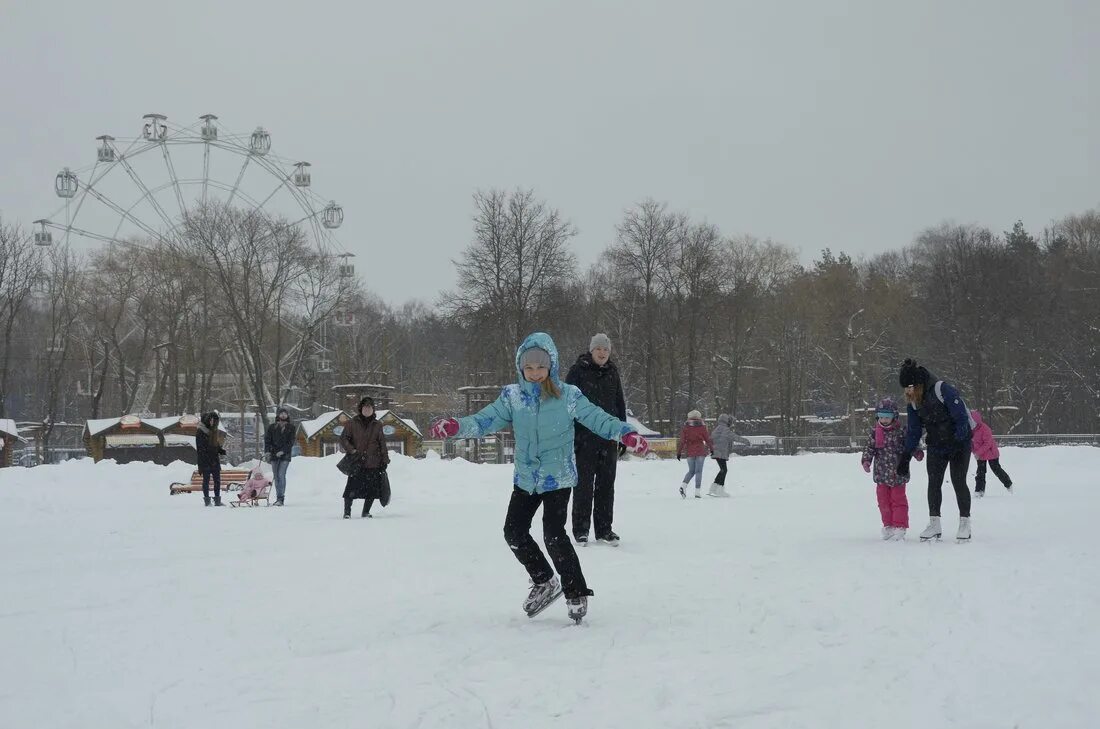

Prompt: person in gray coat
xmin=708 ymin=414 xmax=747 ymax=497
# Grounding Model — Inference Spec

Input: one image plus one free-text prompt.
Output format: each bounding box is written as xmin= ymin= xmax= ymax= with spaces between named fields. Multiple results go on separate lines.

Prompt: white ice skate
xmin=695 ymin=487 xmax=703 ymax=499
xmin=890 ymin=528 xmax=907 ymax=541
xmin=713 ymin=484 xmax=730 ymax=498
xmin=679 ymin=482 xmax=687 ymax=499
xmin=881 ymin=526 xmax=895 ymax=540
xmin=523 ymin=577 xmax=563 ymax=617
xmin=708 ymin=482 xmax=719 ymax=497
xmin=919 ymin=517 xmax=942 ymax=542
xmin=956 ymin=517 xmax=971 ymax=543
xmin=567 ymin=596 xmax=588 ymax=624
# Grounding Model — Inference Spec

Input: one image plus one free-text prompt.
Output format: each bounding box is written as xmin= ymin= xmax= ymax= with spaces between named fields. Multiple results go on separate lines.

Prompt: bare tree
xmin=176 ymin=202 xmax=312 ymax=426
xmin=606 ymin=200 xmax=679 ymax=423
xmin=0 ymin=218 xmax=44 ymax=418
xmin=446 ymin=189 xmax=578 ymax=378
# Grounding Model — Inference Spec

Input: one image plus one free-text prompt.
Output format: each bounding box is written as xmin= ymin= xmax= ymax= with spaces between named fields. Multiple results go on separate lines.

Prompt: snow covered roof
xmin=299 ymin=411 xmax=345 ymax=439
xmin=0 ymin=418 xmax=26 ymax=442
xmin=86 ymin=417 xmax=122 ymax=437
xmin=626 ymin=414 xmax=661 ymax=437
xmin=85 ymin=415 xmax=227 ymax=438
xmin=377 ymin=410 xmax=421 ymax=437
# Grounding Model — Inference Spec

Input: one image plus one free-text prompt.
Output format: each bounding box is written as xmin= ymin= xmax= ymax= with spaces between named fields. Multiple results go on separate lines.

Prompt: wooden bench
xmin=230 ymin=482 xmax=271 ymax=508
xmin=169 ymin=469 xmax=251 ymax=495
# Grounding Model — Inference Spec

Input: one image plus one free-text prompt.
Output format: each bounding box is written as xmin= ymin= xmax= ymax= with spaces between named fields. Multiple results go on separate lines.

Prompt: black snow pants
xmin=975 ymin=458 xmax=1012 ymax=492
xmin=571 ymin=440 xmax=618 ymax=539
xmin=714 ymin=458 xmax=729 ymax=486
xmin=504 ymin=487 xmax=592 ymax=600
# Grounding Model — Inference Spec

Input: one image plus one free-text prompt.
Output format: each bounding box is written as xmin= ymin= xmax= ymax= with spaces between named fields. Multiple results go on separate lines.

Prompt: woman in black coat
xmin=195 ymin=411 xmax=227 ymax=506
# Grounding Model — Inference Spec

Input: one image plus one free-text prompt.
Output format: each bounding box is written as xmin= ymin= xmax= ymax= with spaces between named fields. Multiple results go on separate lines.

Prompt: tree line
xmin=2 ymin=193 xmax=1098 ymax=453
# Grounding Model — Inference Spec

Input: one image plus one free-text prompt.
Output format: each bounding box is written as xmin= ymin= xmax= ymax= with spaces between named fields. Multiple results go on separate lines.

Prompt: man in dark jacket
xmin=264 ymin=407 xmax=296 ymax=506
xmin=898 ymin=358 xmax=974 ymax=542
xmin=195 ymin=411 xmax=227 ymax=506
xmin=566 ymin=333 xmax=627 ymax=545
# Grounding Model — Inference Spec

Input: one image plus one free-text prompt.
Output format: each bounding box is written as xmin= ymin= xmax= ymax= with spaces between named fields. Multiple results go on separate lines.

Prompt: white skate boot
xmin=714 ymin=484 xmax=730 ymax=498
xmin=919 ymin=517 xmax=942 ymax=542
xmin=708 ymin=482 xmax=719 ymax=497
xmin=523 ymin=577 xmax=562 ymax=617
xmin=956 ymin=517 xmax=971 ymax=542
xmin=881 ymin=526 xmax=895 ymax=540
xmin=890 ymin=528 xmax=907 ymax=541
xmin=695 ymin=487 xmax=702 ymax=499
xmin=679 ymin=482 xmax=688 ymax=499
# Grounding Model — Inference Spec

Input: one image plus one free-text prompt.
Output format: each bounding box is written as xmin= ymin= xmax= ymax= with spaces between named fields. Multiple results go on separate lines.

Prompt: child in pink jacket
xmin=861 ymin=398 xmax=923 ymax=540
xmin=236 ymin=465 xmax=271 ymax=505
xmin=971 ymin=410 xmax=1012 ymax=496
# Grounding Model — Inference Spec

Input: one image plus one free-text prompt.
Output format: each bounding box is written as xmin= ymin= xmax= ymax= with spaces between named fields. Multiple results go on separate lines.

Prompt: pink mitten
xmin=430 ymin=418 xmax=459 ymax=439
xmin=914 ymin=449 xmax=925 ymax=462
xmin=622 ymin=432 xmax=649 ymax=456
xmin=862 ymin=461 xmax=871 ymax=473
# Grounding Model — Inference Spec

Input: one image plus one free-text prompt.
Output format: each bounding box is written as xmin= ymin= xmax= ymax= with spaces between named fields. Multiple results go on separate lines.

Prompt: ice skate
xmin=679 ymin=483 xmax=687 ymax=499
xmin=567 ymin=595 xmax=588 ymax=624
xmin=694 ymin=487 xmax=702 ymax=499
xmin=890 ymin=528 xmax=907 ymax=541
xmin=524 ymin=577 xmax=563 ymax=617
xmin=595 ymin=531 xmax=620 ymax=547
xmin=881 ymin=526 xmax=895 ymax=540
xmin=708 ymin=482 xmax=719 ymax=497
xmin=956 ymin=517 xmax=971 ymax=543
xmin=713 ymin=484 xmax=730 ymax=498
xmin=574 ymin=533 xmax=588 ymax=546
xmin=919 ymin=517 xmax=942 ymax=542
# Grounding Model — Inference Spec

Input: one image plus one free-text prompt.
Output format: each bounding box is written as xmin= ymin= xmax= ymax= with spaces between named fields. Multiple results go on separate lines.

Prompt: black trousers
xmin=572 ymin=441 xmax=618 ymax=539
xmin=976 ymin=458 xmax=1012 ymax=492
xmin=505 ymin=487 xmax=591 ymax=600
xmin=927 ymin=449 xmax=971 ymax=518
xmin=344 ymin=497 xmax=374 ymax=516
xmin=714 ymin=458 xmax=729 ymax=486
xmin=201 ymin=470 xmax=221 ymax=500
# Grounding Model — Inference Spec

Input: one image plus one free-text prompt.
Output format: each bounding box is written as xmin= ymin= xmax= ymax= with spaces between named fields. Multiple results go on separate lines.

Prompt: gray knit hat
xmin=589 ymin=333 xmax=612 ymax=352
xmin=520 ymin=347 xmax=551 ymax=370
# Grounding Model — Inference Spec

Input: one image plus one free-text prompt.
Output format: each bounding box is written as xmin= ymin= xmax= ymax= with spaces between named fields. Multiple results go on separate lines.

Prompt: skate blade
xmin=525 ymin=588 xmax=564 ymax=618
xmin=919 ymin=534 xmax=942 ymax=542
xmin=956 ymin=537 xmax=971 ymax=543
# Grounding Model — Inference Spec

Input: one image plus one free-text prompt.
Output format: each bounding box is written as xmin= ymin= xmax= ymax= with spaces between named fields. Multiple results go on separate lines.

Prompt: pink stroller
xmin=231 ymin=465 xmax=272 ymax=507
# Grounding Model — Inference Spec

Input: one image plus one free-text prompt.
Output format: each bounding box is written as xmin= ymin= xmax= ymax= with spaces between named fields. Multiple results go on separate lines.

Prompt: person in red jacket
xmin=676 ymin=410 xmax=713 ymax=499
xmin=970 ymin=410 xmax=1013 ymax=496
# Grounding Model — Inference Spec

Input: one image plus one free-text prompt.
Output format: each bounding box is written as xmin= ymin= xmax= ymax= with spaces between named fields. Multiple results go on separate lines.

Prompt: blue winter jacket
xmin=905 ymin=376 xmax=974 ymax=456
xmin=454 ymin=332 xmax=637 ymax=494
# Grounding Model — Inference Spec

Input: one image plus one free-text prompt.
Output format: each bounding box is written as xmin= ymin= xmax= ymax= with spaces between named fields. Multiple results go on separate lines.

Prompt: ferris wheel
xmin=33 ymin=112 xmax=349 ymax=267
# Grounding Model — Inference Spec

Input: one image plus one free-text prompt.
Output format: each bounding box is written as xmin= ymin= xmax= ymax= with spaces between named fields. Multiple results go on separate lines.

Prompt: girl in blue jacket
xmin=431 ymin=332 xmax=650 ymax=623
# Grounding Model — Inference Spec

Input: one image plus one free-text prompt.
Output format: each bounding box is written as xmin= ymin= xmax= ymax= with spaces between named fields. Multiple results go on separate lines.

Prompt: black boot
xmin=204 ymin=496 xmax=211 ymax=507
xmin=213 ymin=495 xmax=223 ymax=506
xmin=362 ymin=498 xmax=374 ymax=518
xmin=344 ymin=498 xmax=353 ymax=519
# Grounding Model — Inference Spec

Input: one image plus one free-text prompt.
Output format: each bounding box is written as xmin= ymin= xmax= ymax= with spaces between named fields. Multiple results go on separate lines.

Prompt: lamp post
xmin=847 ymin=309 xmax=865 ymax=445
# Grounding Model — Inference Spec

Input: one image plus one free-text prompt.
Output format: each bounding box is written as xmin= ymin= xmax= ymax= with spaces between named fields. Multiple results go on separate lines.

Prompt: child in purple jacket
xmin=862 ymin=398 xmax=924 ymax=540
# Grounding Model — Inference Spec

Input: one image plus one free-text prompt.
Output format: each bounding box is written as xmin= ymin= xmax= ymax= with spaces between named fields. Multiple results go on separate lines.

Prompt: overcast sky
xmin=2 ymin=0 xmax=1097 ymax=304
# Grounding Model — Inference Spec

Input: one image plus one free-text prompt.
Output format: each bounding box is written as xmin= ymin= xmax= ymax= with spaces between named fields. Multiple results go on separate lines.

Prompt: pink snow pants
xmin=876 ymin=484 xmax=909 ymax=528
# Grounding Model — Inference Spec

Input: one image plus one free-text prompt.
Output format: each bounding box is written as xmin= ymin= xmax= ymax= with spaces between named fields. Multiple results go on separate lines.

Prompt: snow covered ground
xmin=2 ymin=447 xmax=1098 ymax=729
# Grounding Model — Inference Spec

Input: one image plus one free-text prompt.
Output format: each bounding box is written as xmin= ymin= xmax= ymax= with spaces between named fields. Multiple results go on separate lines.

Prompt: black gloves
xmin=896 ymin=453 xmax=912 ymax=478
xmin=676 ymin=453 xmax=682 ymax=461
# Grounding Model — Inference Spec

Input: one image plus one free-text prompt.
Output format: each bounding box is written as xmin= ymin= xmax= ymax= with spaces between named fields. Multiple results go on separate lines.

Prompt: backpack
xmin=933 ymin=381 xmax=977 ymax=431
